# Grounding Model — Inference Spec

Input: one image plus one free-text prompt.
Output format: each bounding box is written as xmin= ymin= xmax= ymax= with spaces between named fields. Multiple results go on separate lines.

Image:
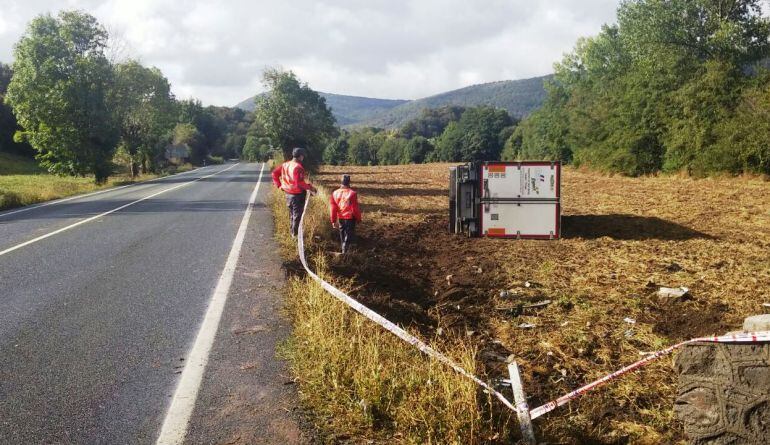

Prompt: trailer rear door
xmin=481 ymin=162 xmax=559 ymax=200
xmin=481 ymin=201 xmax=560 ymax=239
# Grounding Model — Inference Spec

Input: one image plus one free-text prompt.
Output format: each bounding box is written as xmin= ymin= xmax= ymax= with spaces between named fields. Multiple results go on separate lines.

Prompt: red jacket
xmin=330 ymin=187 xmax=362 ymax=223
xmin=272 ymin=160 xmax=313 ymax=194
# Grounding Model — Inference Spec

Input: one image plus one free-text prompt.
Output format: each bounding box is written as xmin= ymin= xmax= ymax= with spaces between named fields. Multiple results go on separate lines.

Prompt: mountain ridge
xmin=235 ymin=74 xmax=551 ymax=128
xmin=235 ymin=92 xmax=409 ymax=126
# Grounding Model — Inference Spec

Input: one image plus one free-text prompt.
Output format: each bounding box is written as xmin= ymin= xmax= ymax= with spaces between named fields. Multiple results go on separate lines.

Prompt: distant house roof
xmin=165 ymin=144 xmax=190 ymax=159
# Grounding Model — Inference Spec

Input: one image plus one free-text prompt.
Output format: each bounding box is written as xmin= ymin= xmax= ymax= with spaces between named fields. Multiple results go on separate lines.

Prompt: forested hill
xmin=235 ymin=92 xmax=409 ymax=126
xmin=356 ymin=75 xmax=550 ymax=128
xmin=235 ymin=75 xmax=549 ymax=128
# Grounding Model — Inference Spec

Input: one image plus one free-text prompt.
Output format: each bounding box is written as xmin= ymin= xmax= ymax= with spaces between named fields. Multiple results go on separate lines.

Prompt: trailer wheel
xmin=674 ymin=343 xmax=770 ymax=444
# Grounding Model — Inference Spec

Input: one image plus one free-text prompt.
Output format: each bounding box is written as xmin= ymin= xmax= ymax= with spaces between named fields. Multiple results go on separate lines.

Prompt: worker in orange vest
xmin=329 ymin=174 xmax=362 ymax=254
xmin=271 ymin=147 xmax=317 ymax=237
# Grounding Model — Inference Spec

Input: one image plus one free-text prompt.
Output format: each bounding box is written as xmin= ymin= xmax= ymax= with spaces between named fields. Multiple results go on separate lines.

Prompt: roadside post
xmin=508 ymin=361 xmax=537 ymax=445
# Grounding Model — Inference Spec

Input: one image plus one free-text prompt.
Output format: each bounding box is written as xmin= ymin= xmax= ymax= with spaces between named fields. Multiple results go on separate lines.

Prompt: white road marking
xmin=0 ymin=163 xmax=239 ymax=258
xmin=155 ymin=162 xmax=265 ymax=445
xmin=0 ymin=165 xmax=212 ymax=220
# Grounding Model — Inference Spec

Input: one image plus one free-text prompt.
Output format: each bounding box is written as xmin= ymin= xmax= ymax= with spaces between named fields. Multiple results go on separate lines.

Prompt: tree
xmin=209 ymin=106 xmax=251 ymax=158
xmin=434 ymin=122 xmax=463 ymax=162
xmin=509 ymin=82 xmax=572 ymax=162
xmin=242 ymin=135 xmax=262 ymax=161
xmin=223 ymin=132 xmax=247 ymax=159
xmin=177 ymin=99 xmax=211 ymax=160
xmin=254 ymin=68 xmax=337 ymax=168
xmin=515 ymin=0 xmax=770 ymax=175
xmin=324 ymin=135 xmax=349 ymax=165
xmin=711 ymin=73 xmax=770 ymax=174
xmin=376 ymin=136 xmax=407 ymax=165
xmin=6 ymin=11 xmax=118 ymax=182
xmin=346 ymin=128 xmax=382 ymax=165
xmin=619 ymin=0 xmax=770 ymax=68
xmin=0 ymin=62 xmax=33 ymax=156
xmin=399 ymin=106 xmax=466 ymax=139
xmin=172 ymin=123 xmax=206 ymax=165
xmin=111 ymin=61 xmax=176 ymax=176
xmin=0 ymin=63 xmax=11 ymax=153
xmin=401 ymin=136 xmax=434 ymax=164
xmin=434 ymin=107 xmax=514 ymax=162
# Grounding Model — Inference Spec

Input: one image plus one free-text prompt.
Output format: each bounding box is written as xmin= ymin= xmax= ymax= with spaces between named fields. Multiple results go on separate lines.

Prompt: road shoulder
xmin=183 ymin=189 xmax=307 ymax=444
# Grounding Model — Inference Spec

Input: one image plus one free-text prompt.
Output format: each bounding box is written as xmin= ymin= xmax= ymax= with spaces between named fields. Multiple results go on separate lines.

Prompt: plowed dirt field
xmin=312 ymin=163 xmax=770 ymax=443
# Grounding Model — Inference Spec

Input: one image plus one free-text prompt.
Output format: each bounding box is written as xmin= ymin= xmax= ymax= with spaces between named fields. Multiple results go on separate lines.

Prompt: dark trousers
xmin=338 ymin=219 xmax=356 ymax=253
xmin=286 ymin=192 xmax=306 ymax=236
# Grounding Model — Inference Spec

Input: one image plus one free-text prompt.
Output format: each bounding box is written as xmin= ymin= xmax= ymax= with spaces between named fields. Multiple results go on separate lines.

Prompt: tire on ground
xmin=674 ymin=343 xmax=770 ymax=444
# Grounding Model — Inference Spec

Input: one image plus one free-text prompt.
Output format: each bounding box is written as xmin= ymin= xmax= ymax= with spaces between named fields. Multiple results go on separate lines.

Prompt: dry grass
xmin=308 ymin=164 xmax=770 ymax=444
xmin=270 ymin=186 xmax=512 ymax=444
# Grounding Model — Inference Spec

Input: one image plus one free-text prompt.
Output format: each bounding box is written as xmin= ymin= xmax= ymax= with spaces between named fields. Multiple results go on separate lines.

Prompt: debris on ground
xmin=657 ymin=286 xmax=690 ymax=300
xmin=523 ymin=300 xmax=552 ymax=310
xmin=232 ymin=325 xmax=269 ymax=335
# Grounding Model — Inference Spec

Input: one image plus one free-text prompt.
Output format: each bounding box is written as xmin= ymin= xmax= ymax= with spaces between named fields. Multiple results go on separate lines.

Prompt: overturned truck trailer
xmin=449 ymin=161 xmax=561 ymax=239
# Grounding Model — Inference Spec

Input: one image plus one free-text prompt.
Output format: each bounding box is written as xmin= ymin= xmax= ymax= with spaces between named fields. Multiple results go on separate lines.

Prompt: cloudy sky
xmin=0 ymin=0 xmax=621 ymax=106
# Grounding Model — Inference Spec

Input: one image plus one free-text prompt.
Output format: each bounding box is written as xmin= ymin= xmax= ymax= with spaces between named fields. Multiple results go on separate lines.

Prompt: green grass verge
xmin=0 ymin=152 xmax=192 ymax=211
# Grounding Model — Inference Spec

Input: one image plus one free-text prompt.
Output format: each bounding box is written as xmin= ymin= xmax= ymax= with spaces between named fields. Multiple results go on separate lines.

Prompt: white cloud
xmin=0 ymin=0 xmax=621 ymax=106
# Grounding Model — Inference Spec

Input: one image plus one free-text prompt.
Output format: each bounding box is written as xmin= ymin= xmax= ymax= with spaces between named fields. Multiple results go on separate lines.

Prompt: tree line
xmin=1 ymin=11 xmax=251 ymax=182
xmin=510 ymin=0 xmax=770 ymax=176
xmin=320 ymin=105 xmax=516 ymax=166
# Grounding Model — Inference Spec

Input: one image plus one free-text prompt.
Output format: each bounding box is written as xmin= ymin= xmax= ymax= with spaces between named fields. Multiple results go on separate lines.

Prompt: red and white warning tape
xmin=296 ymin=195 xmax=770 ymax=427
xmin=529 ymin=330 xmax=770 ymax=419
xmin=297 ymin=197 xmax=520 ymax=413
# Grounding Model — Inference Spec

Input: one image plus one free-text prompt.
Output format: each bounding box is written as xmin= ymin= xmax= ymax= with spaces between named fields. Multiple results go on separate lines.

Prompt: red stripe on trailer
xmin=487 ymin=229 xmax=556 ymax=240
xmin=487 ymin=228 xmax=506 ymax=236
xmin=488 ymin=165 xmax=507 ymax=173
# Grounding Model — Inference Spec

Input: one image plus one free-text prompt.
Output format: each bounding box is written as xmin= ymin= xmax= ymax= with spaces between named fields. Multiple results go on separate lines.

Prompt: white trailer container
xmin=449 ymin=161 xmax=561 ymax=239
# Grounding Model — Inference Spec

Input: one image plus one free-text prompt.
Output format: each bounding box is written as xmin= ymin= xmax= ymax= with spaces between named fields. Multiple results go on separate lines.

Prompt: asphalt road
xmin=0 ymin=162 xmax=302 ymax=444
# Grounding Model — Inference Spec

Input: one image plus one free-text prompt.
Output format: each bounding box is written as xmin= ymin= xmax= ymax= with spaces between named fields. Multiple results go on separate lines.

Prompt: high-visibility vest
xmin=331 ymin=188 xmax=360 ymax=220
xmin=280 ymin=160 xmax=305 ymax=194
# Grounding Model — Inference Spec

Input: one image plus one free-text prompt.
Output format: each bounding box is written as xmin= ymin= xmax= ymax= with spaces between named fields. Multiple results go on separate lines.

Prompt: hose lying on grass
xmin=296 ymin=196 xmax=522 ymax=415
